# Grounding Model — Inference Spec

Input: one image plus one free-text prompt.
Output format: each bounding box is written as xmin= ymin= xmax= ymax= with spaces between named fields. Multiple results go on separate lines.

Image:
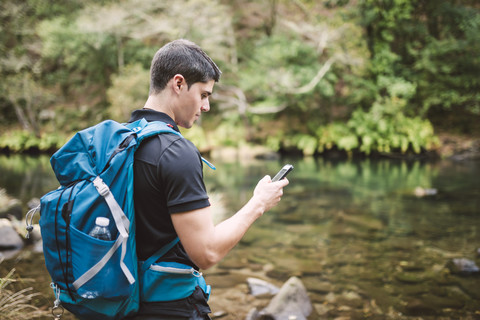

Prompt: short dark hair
xmin=149 ymin=39 xmax=222 ymax=95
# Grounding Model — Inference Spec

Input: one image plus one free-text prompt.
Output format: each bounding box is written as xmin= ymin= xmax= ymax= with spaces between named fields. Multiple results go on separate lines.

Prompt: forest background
xmin=1 ymin=0 xmax=479 ymax=158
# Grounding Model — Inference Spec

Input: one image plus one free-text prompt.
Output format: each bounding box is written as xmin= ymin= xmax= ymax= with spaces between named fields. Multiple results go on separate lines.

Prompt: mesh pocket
xmin=70 ymin=225 xmax=134 ymax=299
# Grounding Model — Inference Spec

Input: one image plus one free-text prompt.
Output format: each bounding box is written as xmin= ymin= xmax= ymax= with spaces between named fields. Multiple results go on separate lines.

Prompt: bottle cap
xmin=95 ymin=217 xmax=110 ymax=227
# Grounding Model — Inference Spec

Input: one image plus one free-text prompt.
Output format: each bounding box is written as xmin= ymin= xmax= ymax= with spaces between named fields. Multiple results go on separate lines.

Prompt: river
xmin=0 ymin=154 xmax=479 ymax=319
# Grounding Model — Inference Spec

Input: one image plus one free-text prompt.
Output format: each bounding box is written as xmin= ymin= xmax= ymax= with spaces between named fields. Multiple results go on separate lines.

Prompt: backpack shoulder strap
xmin=127 ymin=118 xmax=216 ymax=170
xmin=126 ymin=119 xmax=182 ymax=144
xmin=140 ymin=237 xmax=180 ymax=273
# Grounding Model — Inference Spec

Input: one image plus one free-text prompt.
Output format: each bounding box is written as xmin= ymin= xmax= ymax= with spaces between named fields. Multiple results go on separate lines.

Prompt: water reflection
xmin=0 ymin=155 xmax=479 ymax=318
xmin=203 ymin=157 xmax=480 ymax=318
xmin=0 ymin=155 xmax=58 ymax=207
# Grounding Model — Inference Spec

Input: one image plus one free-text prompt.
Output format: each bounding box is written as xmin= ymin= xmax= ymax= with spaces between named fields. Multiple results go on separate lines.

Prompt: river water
xmin=0 ymin=154 xmax=479 ymax=319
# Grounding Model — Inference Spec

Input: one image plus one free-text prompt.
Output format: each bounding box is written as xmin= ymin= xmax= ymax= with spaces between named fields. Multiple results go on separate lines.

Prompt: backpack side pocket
xmin=140 ymin=261 xmax=209 ymax=302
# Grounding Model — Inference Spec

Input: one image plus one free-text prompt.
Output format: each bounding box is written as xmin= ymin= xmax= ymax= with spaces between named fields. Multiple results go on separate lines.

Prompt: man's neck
xmin=143 ymin=94 xmax=175 ymax=121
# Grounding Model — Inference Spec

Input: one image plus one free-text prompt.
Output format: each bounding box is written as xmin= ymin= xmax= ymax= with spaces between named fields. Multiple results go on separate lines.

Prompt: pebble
xmin=446 ymin=258 xmax=480 ymax=274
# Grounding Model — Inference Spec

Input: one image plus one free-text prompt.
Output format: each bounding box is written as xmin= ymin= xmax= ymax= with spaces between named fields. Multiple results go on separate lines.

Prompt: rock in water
xmin=258 ymin=277 xmax=312 ymax=320
xmin=247 ymin=277 xmax=280 ymax=297
xmin=0 ymin=189 xmax=22 ymax=219
xmin=0 ymin=218 xmax=24 ymax=259
xmin=414 ymin=187 xmax=438 ymax=197
xmin=446 ymin=258 xmax=480 ymax=275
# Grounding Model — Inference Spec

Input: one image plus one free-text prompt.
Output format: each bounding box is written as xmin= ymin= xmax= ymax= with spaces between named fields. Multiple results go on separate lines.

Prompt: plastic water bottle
xmin=82 ymin=217 xmax=111 ymax=299
xmin=89 ymin=217 xmax=111 ymax=240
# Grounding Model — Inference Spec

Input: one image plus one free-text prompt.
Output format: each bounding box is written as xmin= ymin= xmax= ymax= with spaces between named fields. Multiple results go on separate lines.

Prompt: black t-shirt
xmin=128 ymin=109 xmax=210 ymax=268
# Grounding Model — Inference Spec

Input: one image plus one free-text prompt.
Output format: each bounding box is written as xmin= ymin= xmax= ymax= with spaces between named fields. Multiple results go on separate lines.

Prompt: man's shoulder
xmin=150 ymin=132 xmax=197 ymax=153
xmin=136 ymin=132 xmax=198 ymax=165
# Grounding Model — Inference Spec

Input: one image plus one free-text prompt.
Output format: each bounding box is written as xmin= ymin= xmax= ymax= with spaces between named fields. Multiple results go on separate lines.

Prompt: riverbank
xmin=205 ymin=133 xmax=480 ymax=163
xmin=435 ymin=133 xmax=480 ymax=161
xmin=1 ymin=130 xmax=479 ymax=162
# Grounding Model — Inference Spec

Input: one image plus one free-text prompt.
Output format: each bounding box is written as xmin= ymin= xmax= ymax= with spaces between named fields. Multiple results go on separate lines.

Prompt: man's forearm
xmin=207 ymin=197 xmax=266 ymax=265
xmin=172 ymin=176 xmax=288 ymax=270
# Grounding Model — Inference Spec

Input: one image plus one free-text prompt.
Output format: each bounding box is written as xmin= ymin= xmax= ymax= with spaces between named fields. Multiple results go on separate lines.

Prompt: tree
xmin=357 ymin=0 xmax=480 ymax=118
xmin=106 ymin=63 xmax=149 ymax=121
xmin=0 ymin=0 xmax=87 ymax=134
xmin=213 ymin=0 xmax=367 ymax=143
xmin=4 ymin=74 xmax=51 ymax=138
xmin=75 ymin=0 xmax=237 ymax=70
xmin=0 ymin=2 xmax=43 ymax=133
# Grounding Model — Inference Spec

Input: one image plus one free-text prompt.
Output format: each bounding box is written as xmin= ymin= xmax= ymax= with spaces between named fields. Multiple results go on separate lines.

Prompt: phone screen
xmin=272 ymin=164 xmax=294 ymax=182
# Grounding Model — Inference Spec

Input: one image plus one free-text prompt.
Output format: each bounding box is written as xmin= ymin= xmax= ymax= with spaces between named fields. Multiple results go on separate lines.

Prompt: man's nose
xmin=201 ymin=101 xmax=210 ymax=112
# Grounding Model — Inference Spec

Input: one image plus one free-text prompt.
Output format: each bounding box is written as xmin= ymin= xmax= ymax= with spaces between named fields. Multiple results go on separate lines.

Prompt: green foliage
xmin=239 ymin=34 xmax=323 ymax=102
xmin=0 ymin=0 xmax=478 ymax=155
xmin=213 ymin=122 xmax=247 ymax=148
xmin=283 ymin=71 xmax=439 ymax=156
xmin=38 ymin=132 xmax=68 ymax=152
xmin=181 ymin=125 xmax=211 ymax=152
xmin=27 ymin=0 xmax=85 ymax=19
xmin=347 ymin=106 xmax=439 ymax=154
xmin=293 ymin=134 xmax=318 ymax=156
xmin=314 ymin=72 xmax=439 ymax=155
xmin=0 ymin=131 xmax=38 ymax=153
xmin=0 ymin=130 xmax=66 ymax=153
xmin=107 ymin=63 xmax=149 ymax=122
xmin=312 ymin=110 xmax=439 ymax=156
xmin=358 ymin=0 xmax=480 ymax=116
xmin=38 ymin=17 xmax=118 ymax=89
xmin=413 ymin=34 xmax=480 ymax=115
xmin=265 ymin=135 xmax=282 ymax=153
xmin=316 ymin=122 xmax=358 ymax=153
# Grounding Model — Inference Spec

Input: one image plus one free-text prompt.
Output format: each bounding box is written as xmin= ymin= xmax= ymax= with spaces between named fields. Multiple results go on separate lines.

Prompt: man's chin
xmin=177 ymin=122 xmax=193 ymax=129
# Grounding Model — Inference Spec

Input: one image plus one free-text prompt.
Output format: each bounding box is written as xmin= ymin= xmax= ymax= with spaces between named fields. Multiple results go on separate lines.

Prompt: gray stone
xmin=33 ymin=239 xmax=44 ymax=253
xmin=259 ymin=277 xmax=312 ymax=320
xmin=0 ymin=218 xmax=24 ymax=250
xmin=446 ymin=258 xmax=479 ymax=275
xmin=0 ymin=189 xmax=22 ymax=219
xmin=247 ymin=277 xmax=280 ymax=297
xmin=245 ymin=308 xmax=260 ymax=320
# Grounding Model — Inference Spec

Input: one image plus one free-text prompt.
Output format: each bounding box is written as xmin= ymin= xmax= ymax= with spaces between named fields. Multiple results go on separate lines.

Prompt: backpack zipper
xmin=149 ymin=265 xmax=202 ymax=277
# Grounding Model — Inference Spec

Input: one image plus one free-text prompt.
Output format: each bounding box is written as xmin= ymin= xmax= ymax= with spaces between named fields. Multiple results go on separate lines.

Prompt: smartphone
xmin=272 ymin=164 xmax=294 ymax=182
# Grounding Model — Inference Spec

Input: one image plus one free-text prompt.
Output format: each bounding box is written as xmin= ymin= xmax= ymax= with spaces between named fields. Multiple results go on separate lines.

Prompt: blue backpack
xmin=27 ymin=118 xmax=211 ymax=319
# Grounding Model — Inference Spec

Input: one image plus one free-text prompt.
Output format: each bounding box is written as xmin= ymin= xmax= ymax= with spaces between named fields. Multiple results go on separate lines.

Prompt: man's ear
xmin=173 ymin=74 xmax=185 ymax=92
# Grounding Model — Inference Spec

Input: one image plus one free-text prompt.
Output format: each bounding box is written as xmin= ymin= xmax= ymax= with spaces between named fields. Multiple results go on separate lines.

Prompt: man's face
xmin=175 ymin=79 xmax=215 ymax=129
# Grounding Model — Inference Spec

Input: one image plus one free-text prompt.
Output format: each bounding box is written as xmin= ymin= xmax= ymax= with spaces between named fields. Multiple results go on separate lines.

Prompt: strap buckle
xmin=93 ymin=176 xmax=110 ymax=197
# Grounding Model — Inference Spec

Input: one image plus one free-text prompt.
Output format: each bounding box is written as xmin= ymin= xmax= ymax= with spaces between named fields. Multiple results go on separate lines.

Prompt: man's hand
xmin=252 ymin=175 xmax=289 ymax=214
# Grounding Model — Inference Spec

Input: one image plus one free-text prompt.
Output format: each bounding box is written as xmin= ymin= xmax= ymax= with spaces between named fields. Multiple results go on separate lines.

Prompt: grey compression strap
xmin=72 ymin=177 xmax=135 ymax=290
xmin=92 ymin=176 xmax=134 ymax=284
xmin=93 ymin=176 xmax=130 ymax=233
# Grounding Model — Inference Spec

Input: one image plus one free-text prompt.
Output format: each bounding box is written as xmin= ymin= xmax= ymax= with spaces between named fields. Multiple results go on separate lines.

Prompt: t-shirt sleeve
xmin=159 ymin=138 xmax=210 ymax=214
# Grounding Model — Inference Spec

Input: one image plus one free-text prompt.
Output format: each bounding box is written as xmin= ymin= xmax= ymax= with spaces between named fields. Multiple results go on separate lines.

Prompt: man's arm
xmin=171 ymin=175 xmax=289 ymax=270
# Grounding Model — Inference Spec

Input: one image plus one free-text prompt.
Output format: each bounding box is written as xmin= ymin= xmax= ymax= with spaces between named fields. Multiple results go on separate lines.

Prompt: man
xmin=127 ymin=39 xmax=289 ymax=319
